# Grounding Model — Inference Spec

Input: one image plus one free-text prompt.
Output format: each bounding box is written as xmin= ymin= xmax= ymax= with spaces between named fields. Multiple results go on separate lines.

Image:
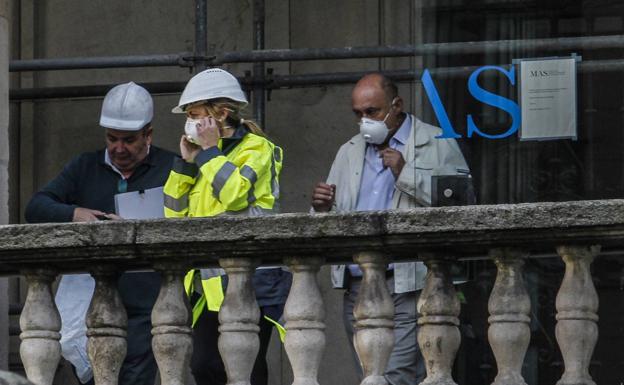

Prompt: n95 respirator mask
xmin=184 ymin=118 xmax=202 ymax=145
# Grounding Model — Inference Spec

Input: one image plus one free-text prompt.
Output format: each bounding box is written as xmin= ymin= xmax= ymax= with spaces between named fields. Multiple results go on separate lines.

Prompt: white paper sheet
xmin=519 ymin=57 xmax=578 ymax=140
xmin=114 ymin=186 xmax=164 ymax=219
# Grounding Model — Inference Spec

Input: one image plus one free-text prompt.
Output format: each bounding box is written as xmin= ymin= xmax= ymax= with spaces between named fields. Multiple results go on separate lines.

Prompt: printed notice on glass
xmin=519 ymin=57 xmax=577 ymax=140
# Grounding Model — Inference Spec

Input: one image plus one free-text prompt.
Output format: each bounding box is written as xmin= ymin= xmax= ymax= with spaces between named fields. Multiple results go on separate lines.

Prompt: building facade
xmin=3 ymin=1 xmax=624 ymax=384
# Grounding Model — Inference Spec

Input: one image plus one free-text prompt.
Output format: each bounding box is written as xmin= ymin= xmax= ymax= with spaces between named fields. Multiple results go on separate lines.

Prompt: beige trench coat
xmin=325 ymin=115 xmax=470 ymax=293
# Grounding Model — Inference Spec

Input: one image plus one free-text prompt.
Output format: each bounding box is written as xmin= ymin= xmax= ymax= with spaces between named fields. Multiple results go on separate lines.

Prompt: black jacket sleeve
xmin=24 ymin=157 xmax=81 ymax=223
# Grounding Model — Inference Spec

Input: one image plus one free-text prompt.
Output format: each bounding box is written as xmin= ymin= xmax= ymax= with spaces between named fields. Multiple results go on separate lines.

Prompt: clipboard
xmin=114 ymin=186 xmax=165 ymax=219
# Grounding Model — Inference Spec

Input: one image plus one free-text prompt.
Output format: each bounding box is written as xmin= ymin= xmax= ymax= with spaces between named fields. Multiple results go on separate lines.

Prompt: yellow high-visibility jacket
xmin=163 ymin=126 xmax=284 ymax=332
xmin=164 ymin=126 xmax=282 ymax=218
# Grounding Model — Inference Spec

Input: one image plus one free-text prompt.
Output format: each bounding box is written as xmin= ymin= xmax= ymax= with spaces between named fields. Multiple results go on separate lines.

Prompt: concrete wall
xmin=7 ymin=0 xmax=423 ymax=383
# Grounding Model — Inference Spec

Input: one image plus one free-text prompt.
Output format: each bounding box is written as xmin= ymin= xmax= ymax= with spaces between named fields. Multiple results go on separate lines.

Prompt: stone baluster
xmin=488 ymin=249 xmax=531 ymax=385
xmin=417 ymin=256 xmax=460 ymax=385
xmin=353 ymin=252 xmax=394 ymax=385
xmin=19 ymin=270 xmax=61 ymax=385
xmin=87 ymin=268 xmax=127 ymax=385
xmin=555 ymin=245 xmax=600 ymax=385
xmin=151 ymin=263 xmax=193 ymax=385
xmin=218 ymin=258 xmax=260 ymax=385
xmin=283 ymin=257 xmax=325 ymax=385
xmin=0 ymin=370 xmax=36 ymax=385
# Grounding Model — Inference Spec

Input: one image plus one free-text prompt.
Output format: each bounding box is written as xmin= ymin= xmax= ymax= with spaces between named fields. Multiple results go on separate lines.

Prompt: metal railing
xmin=3 ymin=199 xmax=623 ymax=385
xmin=10 ymin=58 xmax=624 ymax=101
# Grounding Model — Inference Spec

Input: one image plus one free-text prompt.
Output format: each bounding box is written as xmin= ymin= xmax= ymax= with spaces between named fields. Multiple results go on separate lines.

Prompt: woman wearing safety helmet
xmin=163 ymin=68 xmax=291 ymax=385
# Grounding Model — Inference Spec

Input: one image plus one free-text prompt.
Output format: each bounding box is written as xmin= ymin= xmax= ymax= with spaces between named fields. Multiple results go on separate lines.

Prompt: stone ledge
xmin=0 ymin=199 xmax=623 ymax=274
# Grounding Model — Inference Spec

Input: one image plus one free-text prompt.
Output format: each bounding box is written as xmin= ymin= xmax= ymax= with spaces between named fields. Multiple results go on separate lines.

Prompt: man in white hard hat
xmin=25 ymin=82 xmax=176 ymax=385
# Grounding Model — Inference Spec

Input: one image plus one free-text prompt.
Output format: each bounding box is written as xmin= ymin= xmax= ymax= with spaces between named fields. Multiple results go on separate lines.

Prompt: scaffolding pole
xmin=9 ymin=53 xmax=195 ymax=72
xmin=195 ymin=0 xmax=208 ymax=72
xmin=10 ymin=59 xmax=624 ymax=101
xmin=9 ymin=34 xmax=624 ymax=72
xmin=253 ymin=0 xmax=266 ymax=127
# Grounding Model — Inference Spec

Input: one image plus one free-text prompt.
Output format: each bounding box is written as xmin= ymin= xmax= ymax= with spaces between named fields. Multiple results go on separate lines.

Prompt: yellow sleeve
xmin=163 ymin=157 xmax=198 ymax=218
xmin=194 ymin=138 xmax=274 ymax=212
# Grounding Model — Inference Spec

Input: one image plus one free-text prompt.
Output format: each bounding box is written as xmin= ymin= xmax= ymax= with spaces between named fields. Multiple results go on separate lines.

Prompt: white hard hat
xmin=100 ymin=82 xmax=153 ymax=131
xmin=172 ymin=68 xmax=248 ymax=113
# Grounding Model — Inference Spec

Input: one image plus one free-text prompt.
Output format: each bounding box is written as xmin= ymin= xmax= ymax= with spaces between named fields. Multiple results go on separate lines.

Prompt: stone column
xmin=353 ymin=252 xmax=394 ymax=385
xmin=488 ymin=249 xmax=530 ymax=385
xmin=417 ymin=256 xmax=460 ymax=385
xmin=218 ymin=258 xmax=260 ymax=385
xmin=151 ymin=264 xmax=193 ymax=385
xmin=19 ymin=270 xmax=61 ymax=385
xmin=0 ymin=0 xmax=10 ymax=372
xmin=555 ymin=245 xmax=600 ymax=385
xmin=283 ymin=257 xmax=325 ymax=385
xmin=0 ymin=370 xmax=35 ymax=385
xmin=87 ymin=268 xmax=127 ymax=385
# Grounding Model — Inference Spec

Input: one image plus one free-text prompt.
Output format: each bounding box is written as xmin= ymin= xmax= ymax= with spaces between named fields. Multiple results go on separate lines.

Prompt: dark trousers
xmin=190 ymin=304 xmax=282 ymax=385
xmin=81 ymin=353 xmax=157 ymax=385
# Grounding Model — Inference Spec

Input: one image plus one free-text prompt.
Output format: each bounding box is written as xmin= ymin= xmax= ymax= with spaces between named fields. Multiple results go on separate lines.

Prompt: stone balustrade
xmin=1 ymin=199 xmax=623 ymax=385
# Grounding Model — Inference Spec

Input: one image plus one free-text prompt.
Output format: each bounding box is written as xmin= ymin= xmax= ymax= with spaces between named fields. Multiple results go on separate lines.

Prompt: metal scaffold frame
xmin=8 ymin=0 xmax=624 ymax=118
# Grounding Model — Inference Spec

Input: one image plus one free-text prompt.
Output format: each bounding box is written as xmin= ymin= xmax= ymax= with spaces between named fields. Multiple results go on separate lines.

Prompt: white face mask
xmin=358 ymin=98 xmax=398 ymax=144
xmin=184 ymin=118 xmax=202 ymax=144
xmin=359 ymin=112 xmax=390 ymax=144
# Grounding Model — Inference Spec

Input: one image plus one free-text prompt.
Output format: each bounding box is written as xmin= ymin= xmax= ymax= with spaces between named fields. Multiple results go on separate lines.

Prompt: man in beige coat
xmin=312 ymin=73 xmax=470 ymax=385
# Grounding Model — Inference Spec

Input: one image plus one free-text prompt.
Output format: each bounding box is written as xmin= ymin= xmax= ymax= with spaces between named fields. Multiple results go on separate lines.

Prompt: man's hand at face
xmin=379 ymin=148 xmax=405 ymax=179
xmin=73 ymin=207 xmax=121 ymax=222
xmin=312 ymin=182 xmax=336 ymax=212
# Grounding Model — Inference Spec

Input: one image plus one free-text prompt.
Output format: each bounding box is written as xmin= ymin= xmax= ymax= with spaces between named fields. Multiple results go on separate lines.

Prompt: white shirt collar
xmin=104 ymin=145 xmax=150 ymax=180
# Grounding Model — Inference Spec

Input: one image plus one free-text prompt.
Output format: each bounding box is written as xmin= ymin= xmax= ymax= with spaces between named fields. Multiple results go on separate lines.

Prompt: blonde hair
xmin=189 ymin=98 xmax=267 ymax=138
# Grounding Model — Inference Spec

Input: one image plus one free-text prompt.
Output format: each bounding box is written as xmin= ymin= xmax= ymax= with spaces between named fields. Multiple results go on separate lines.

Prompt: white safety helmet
xmin=172 ymin=68 xmax=248 ymax=113
xmin=100 ymin=82 xmax=153 ymax=131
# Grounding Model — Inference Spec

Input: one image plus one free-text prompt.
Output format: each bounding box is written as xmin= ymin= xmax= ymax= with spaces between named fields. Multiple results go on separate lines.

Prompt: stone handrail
xmin=3 ymin=199 xmax=623 ymax=385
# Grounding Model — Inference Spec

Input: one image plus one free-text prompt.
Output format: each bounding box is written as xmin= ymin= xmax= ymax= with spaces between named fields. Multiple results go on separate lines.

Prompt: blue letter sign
xmin=422 ymin=65 xmax=521 ymax=139
xmin=422 ymin=69 xmax=461 ymax=139
xmin=466 ymin=66 xmax=520 ymax=139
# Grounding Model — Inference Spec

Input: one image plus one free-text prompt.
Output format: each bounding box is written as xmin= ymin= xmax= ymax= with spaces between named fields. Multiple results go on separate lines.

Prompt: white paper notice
xmin=519 ymin=58 xmax=577 ymax=140
xmin=114 ymin=186 xmax=164 ymax=219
